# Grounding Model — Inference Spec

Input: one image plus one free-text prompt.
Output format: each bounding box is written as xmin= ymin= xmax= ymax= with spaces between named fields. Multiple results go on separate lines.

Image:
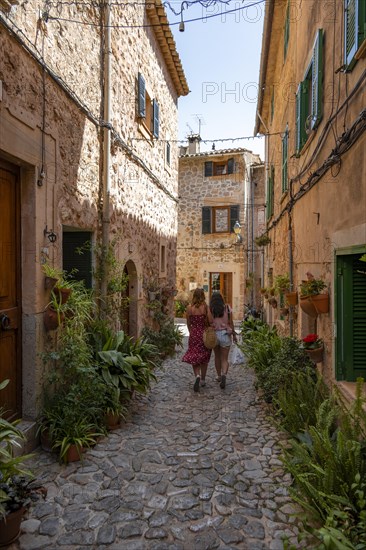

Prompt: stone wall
xmin=0 ymin=1 xmax=186 ymax=419
xmin=177 ymin=150 xmax=263 ymax=320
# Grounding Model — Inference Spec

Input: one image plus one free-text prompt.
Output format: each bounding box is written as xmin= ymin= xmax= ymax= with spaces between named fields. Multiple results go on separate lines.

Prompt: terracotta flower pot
xmin=66 ymin=443 xmax=84 ymax=463
xmin=105 ymin=412 xmax=121 ymax=430
xmin=43 ymin=306 xmax=64 ymax=331
xmin=299 ymin=296 xmax=318 ymax=318
xmin=305 ymin=346 xmax=324 ymax=363
xmin=285 ymin=291 xmax=298 ymax=306
xmin=0 ymin=507 xmax=25 ymax=547
xmin=311 ymin=293 xmax=329 ymax=314
xmin=269 ymin=298 xmax=277 ymax=308
xmin=44 ymin=276 xmax=58 ymax=290
xmin=40 ymin=429 xmax=53 ymax=452
xmin=279 ymin=307 xmax=289 ymax=316
xmin=53 ymin=287 xmax=72 ymax=304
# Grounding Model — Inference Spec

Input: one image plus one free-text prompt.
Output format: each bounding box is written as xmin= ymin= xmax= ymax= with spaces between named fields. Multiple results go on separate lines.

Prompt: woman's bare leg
xmin=213 ymin=346 xmax=221 ymax=378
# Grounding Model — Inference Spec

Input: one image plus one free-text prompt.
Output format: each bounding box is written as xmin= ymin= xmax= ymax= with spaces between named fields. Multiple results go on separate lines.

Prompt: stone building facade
xmin=177 ymin=139 xmax=263 ymax=320
xmin=0 ymin=0 xmax=188 ymax=422
xmin=255 ymin=0 xmax=366 ymax=391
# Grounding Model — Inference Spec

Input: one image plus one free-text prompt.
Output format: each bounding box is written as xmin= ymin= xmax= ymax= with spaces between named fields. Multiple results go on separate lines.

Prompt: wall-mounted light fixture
xmin=44 ymin=225 xmax=57 ymax=243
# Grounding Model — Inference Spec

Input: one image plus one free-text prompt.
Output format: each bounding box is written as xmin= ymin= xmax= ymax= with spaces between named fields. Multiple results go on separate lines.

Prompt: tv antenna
xmin=186 ymin=123 xmax=194 ymax=136
xmin=192 ymin=114 xmax=205 ymax=136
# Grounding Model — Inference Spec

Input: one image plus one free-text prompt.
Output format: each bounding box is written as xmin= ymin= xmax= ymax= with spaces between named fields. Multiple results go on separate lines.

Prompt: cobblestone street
xmin=13 ymin=326 xmax=301 ymax=550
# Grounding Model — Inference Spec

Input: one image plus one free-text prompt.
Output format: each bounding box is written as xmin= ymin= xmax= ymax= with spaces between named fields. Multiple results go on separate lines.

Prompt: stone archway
xmin=124 ymin=260 xmax=138 ymax=339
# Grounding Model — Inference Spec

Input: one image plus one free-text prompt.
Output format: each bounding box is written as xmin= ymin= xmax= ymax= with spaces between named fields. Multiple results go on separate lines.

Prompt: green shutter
xmin=230 ymin=205 xmax=239 ymax=232
xmin=284 ymin=2 xmax=290 ymax=59
xmin=153 ymin=99 xmax=159 ymax=138
xmin=266 ymin=166 xmax=274 ymax=220
xmin=336 ymin=253 xmax=366 ymax=381
xmin=282 ymin=129 xmax=288 ymax=193
xmin=204 ymin=162 xmax=213 ymax=177
xmin=227 ymin=158 xmax=234 ymax=175
xmin=311 ymin=29 xmax=323 ymax=129
xmin=62 ymin=232 xmax=92 ymax=288
xmin=345 ymin=0 xmax=358 ymax=66
xmin=295 ymin=81 xmax=308 ymax=154
xmin=202 ymin=207 xmax=212 ymax=234
xmin=138 ymin=73 xmax=146 ymax=118
xmin=271 ymin=88 xmax=275 ymax=122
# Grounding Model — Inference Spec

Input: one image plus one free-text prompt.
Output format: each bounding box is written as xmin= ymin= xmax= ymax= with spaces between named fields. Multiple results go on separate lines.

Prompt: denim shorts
xmin=215 ymin=329 xmax=232 ymax=348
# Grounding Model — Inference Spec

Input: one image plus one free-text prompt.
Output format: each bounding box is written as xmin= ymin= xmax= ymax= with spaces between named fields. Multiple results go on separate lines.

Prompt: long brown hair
xmin=191 ymin=288 xmax=206 ymax=307
xmin=210 ymin=292 xmax=225 ymax=317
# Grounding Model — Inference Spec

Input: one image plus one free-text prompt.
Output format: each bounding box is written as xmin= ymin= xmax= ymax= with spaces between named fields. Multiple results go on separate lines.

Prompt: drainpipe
xmin=288 ymin=214 xmax=294 ymax=337
xmin=250 ymin=165 xmax=255 ymax=306
xmin=101 ymin=0 xmax=111 ymax=303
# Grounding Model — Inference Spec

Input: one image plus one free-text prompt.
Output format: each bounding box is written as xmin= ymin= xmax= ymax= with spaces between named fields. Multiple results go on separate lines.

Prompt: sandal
xmin=200 ymin=379 xmax=206 ymax=387
xmin=220 ymin=374 xmax=226 ymax=389
xmin=216 ymin=376 xmax=221 ymax=383
xmin=194 ymin=376 xmax=200 ymax=392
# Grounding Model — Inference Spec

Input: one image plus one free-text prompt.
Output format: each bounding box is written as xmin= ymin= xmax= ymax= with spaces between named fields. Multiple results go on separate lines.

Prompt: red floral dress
xmin=182 ymin=314 xmax=212 ymax=366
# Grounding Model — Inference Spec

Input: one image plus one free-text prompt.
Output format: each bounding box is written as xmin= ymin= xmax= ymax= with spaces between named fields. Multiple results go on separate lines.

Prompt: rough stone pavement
xmin=12 ymin=326 xmax=302 ymax=550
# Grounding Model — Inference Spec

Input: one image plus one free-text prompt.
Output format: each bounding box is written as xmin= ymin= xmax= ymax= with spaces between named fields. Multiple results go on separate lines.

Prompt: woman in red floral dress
xmin=182 ymin=288 xmax=212 ymax=392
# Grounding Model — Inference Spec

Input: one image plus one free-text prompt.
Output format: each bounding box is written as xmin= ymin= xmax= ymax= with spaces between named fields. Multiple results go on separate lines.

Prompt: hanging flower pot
xmin=279 ymin=307 xmax=289 ymax=316
xmin=43 ymin=306 xmax=64 ymax=331
xmin=299 ymin=296 xmax=318 ymax=318
xmin=304 ymin=346 xmax=324 ymax=363
xmin=0 ymin=507 xmax=25 ymax=547
xmin=285 ymin=291 xmax=298 ymax=306
xmin=44 ymin=276 xmax=58 ymax=290
xmin=52 ymin=287 xmax=72 ymax=304
xmin=311 ymin=293 xmax=329 ymax=314
xmin=269 ymin=297 xmax=278 ymax=308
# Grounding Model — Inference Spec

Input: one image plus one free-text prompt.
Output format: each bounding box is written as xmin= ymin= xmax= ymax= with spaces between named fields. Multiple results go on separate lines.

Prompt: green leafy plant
xmin=300 ymin=278 xmax=327 ymax=296
xmin=174 ymin=299 xmax=188 ymax=317
xmin=274 ymin=274 xmax=290 ymax=293
xmin=255 ymin=233 xmax=271 ymax=246
xmin=53 ymin=417 xmax=103 ymax=463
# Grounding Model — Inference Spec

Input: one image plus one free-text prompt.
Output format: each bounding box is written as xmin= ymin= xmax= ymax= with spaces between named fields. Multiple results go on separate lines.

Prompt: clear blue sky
xmin=167 ymin=0 xmax=265 ymax=158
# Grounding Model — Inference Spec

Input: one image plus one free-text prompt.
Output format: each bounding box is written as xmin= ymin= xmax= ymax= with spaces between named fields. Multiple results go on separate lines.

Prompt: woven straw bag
xmin=203 ymin=326 xmax=217 ymax=349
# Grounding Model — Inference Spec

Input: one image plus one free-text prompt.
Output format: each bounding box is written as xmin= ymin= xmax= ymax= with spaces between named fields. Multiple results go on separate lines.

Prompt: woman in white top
xmin=208 ymin=293 xmax=237 ymax=389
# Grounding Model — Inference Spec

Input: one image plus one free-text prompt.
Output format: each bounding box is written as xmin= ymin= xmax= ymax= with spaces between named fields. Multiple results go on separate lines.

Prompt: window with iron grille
xmin=202 ymin=205 xmax=239 ymax=234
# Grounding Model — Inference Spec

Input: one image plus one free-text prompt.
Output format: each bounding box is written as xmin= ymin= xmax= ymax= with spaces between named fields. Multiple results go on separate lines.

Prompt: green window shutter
xmin=227 ymin=158 xmax=234 ymax=175
xmin=284 ymin=2 xmax=290 ymax=59
xmin=266 ymin=167 xmax=274 ymax=220
xmin=230 ymin=205 xmax=239 ymax=232
xmin=204 ymin=161 xmax=213 ymax=177
xmin=282 ymin=129 xmax=288 ymax=193
xmin=345 ymin=0 xmax=358 ymax=66
xmin=138 ymin=73 xmax=146 ymax=118
xmin=62 ymin=232 xmax=92 ymax=288
xmin=202 ymin=207 xmax=212 ymax=234
xmin=152 ymin=99 xmax=159 ymax=138
xmin=271 ymin=88 xmax=275 ymax=122
xmin=352 ymin=256 xmax=366 ymax=374
xmin=311 ymin=29 xmax=323 ymax=129
xmin=295 ymin=81 xmax=308 ymax=154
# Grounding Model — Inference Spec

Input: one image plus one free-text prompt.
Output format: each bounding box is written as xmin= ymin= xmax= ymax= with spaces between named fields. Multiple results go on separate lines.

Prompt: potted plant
xmin=0 ymin=380 xmax=45 ymax=546
xmin=302 ymin=334 xmax=324 ymax=363
xmin=274 ymin=274 xmax=298 ymax=306
xmin=103 ymin=386 xmax=127 ymax=430
xmin=260 ymin=287 xmax=267 ymax=295
xmin=42 ymin=262 xmax=63 ymax=290
xmin=255 ymin=233 xmax=271 ymax=247
xmin=53 ymin=418 xmax=103 ymax=463
xmin=299 ymin=274 xmax=329 ymax=317
xmin=144 ymin=277 xmax=160 ymax=301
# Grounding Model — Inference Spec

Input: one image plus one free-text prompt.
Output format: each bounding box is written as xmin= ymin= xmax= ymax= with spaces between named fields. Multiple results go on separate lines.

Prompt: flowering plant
xmin=302 ymin=334 xmax=323 ymax=350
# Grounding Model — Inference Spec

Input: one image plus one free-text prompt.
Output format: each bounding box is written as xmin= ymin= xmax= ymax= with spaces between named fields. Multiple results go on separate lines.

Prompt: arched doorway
xmin=122 ymin=260 xmax=138 ymax=339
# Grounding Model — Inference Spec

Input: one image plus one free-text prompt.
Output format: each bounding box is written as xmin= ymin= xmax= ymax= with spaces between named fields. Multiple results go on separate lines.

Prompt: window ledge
xmin=280 ymin=191 xmax=288 ymax=204
xmin=298 ymin=128 xmax=316 ymax=156
xmin=355 ymin=38 xmax=366 ymax=59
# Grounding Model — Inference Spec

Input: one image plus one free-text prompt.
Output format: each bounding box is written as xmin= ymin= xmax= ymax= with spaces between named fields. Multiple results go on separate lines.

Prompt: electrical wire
xmin=43 ymin=0 xmax=265 ymax=28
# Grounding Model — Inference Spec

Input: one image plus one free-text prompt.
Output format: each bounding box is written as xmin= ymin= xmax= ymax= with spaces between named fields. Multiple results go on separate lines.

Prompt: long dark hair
xmin=210 ymin=292 xmax=225 ymax=318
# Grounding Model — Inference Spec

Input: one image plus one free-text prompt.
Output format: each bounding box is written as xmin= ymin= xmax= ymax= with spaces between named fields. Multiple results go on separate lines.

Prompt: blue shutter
xmin=311 ymin=29 xmax=323 ymax=129
xmin=153 ymin=99 xmax=159 ymax=138
xmin=202 ymin=207 xmax=212 ymax=234
xmin=204 ymin=162 xmax=213 ymax=177
xmin=230 ymin=206 xmax=239 ymax=232
xmin=227 ymin=158 xmax=234 ymax=175
xmin=138 ymin=73 xmax=146 ymax=118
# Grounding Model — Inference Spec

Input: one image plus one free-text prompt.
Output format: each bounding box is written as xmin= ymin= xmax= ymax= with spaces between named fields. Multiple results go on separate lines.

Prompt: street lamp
xmin=233 ymin=220 xmax=242 ymax=243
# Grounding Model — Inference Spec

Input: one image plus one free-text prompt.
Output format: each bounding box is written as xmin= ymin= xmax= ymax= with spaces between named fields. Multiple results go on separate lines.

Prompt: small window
xmin=62 ymin=230 xmax=92 ymax=288
xmin=166 ymin=142 xmax=171 ymax=166
xmin=202 ymin=205 xmax=239 ymax=234
xmin=159 ymin=241 xmax=167 ymax=277
xmin=137 ymin=73 xmax=159 ymax=138
xmin=344 ymin=0 xmax=366 ymax=70
xmin=204 ymin=158 xmax=234 ymax=177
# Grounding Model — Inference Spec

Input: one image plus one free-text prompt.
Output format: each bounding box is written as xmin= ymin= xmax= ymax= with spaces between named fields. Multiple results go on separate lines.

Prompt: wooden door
xmin=209 ymin=272 xmax=233 ymax=307
xmin=0 ymin=160 xmax=21 ymax=418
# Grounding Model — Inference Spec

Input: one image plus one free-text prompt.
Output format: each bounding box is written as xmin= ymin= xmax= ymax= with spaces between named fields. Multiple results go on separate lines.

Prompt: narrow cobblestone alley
xmin=13 ymin=325 xmax=301 ymax=550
